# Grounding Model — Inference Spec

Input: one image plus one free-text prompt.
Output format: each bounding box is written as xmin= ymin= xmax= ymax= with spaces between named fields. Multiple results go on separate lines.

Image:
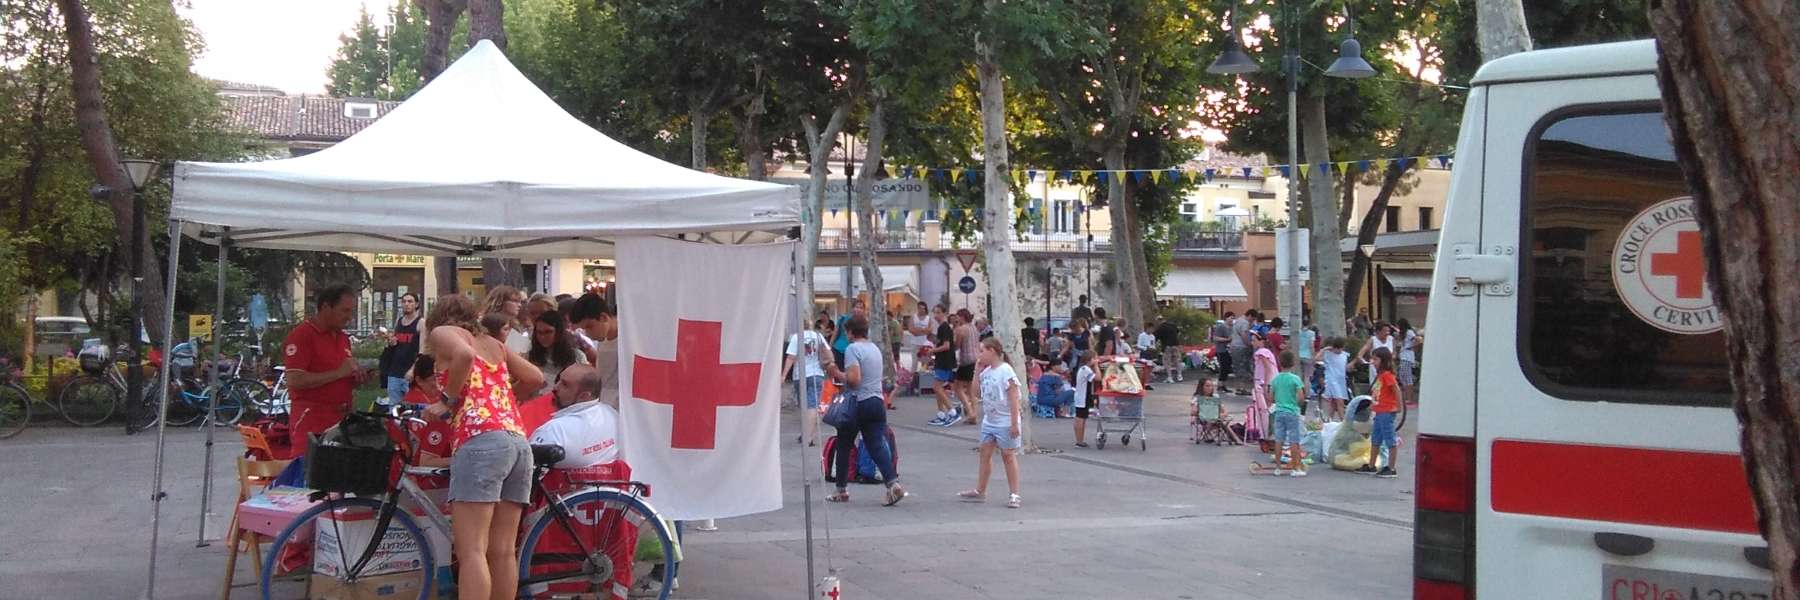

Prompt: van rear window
xmin=1522 ymin=108 xmax=1731 ymax=405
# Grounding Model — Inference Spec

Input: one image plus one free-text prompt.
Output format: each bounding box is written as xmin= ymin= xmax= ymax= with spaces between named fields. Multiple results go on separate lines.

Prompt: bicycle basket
xmin=305 ymin=438 xmax=394 ymax=495
xmin=78 ymin=346 xmax=110 ymax=374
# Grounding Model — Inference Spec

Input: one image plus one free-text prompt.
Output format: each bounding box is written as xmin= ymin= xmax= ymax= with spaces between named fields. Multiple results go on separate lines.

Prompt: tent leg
xmin=792 ymin=242 xmax=817 ymax=600
xmin=197 ymin=227 xmax=228 ymax=547
xmin=146 ymin=219 xmax=183 ymax=599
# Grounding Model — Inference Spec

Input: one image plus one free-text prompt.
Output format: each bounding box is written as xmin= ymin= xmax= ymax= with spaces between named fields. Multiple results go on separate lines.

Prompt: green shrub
xmin=1157 ymin=305 xmax=1219 ymax=346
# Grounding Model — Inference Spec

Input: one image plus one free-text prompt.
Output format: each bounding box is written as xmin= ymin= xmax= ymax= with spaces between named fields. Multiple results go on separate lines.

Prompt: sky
xmin=182 ymin=0 xmax=396 ymax=94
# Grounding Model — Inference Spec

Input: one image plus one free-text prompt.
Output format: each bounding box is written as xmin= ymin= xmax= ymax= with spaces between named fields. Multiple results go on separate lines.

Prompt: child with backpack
xmin=1363 ymin=347 xmax=1402 ymax=478
xmin=959 ymin=337 xmax=1024 ymax=508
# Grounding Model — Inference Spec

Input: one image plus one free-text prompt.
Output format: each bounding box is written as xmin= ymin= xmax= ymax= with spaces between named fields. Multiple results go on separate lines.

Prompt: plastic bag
xmin=1300 ymin=430 xmax=1324 ymax=461
xmin=1325 ymin=417 xmax=1363 ymax=463
xmin=1100 ymin=360 xmax=1143 ymax=395
xmin=1332 ymin=440 xmax=1372 ymax=471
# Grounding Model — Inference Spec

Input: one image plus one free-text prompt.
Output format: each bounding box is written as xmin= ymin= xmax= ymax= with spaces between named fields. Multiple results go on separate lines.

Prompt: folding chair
xmin=1193 ymin=397 xmax=1243 ymax=446
xmin=221 ymin=426 xmax=292 ymax=599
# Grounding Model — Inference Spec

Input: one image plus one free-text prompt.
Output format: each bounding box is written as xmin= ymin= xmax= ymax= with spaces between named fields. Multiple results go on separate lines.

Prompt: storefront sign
xmin=372 ymin=253 xmax=428 ymax=267
xmin=775 ymin=177 xmax=931 ymax=210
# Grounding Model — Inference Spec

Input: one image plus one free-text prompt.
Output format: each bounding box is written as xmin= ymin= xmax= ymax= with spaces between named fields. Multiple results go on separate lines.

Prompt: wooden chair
xmin=221 ymin=426 xmax=291 ymax=599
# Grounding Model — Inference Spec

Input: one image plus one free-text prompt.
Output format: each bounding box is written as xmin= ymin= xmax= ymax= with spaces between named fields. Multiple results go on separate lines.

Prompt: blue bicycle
xmin=162 ymin=372 xmax=253 ymax=427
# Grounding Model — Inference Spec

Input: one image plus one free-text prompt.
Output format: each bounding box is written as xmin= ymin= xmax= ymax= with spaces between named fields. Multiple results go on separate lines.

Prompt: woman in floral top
xmin=423 ymin=294 xmax=544 ymax=600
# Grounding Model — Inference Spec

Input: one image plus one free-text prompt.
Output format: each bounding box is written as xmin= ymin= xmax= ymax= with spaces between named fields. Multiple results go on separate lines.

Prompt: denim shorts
xmin=979 ymin=424 xmax=1021 ymax=450
xmin=1271 ymin=411 xmax=1302 ymax=445
xmin=1371 ymin=412 xmax=1398 ymax=449
xmin=933 ymin=368 xmax=956 ymax=383
xmin=804 ymin=376 xmax=824 ymax=409
xmin=382 ymin=376 xmax=410 ymax=407
xmin=450 ymin=431 xmax=532 ymax=504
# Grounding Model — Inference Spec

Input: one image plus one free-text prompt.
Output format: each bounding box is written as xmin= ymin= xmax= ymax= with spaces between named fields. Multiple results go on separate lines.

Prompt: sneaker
xmin=1356 ymin=464 xmax=1379 ymax=475
xmin=1006 ymin=494 xmax=1022 ymax=509
xmin=1290 ymin=470 xmax=1308 ymax=478
xmin=1377 ymin=467 xmax=1398 ymax=479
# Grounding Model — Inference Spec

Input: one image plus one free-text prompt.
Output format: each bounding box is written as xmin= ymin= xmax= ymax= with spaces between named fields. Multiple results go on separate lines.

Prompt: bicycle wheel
xmin=518 ymin=488 xmax=677 ymax=600
xmin=260 ymin=496 xmax=434 ymax=600
xmin=0 ymin=383 xmax=31 ymax=439
xmin=229 ymin=378 xmax=273 ymax=419
xmin=166 ymin=389 xmax=206 ymax=428
xmin=1395 ymin=397 xmax=1409 ymax=432
xmin=57 ymin=375 xmax=119 ymax=426
xmin=127 ymin=383 xmax=165 ymax=432
xmin=205 ymin=381 xmax=252 ymax=426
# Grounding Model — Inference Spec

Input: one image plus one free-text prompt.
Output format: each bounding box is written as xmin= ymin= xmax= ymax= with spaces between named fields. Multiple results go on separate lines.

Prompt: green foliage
xmin=325 ymin=0 xmax=459 ymax=100
xmin=1157 ymin=304 xmax=1218 ymax=346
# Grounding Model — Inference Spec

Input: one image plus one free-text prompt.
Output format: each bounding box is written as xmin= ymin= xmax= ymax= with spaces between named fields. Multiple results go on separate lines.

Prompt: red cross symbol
xmin=826 ymin=588 xmax=841 ymax=600
xmin=1650 ymin=230 xmax=1708 ymax=299
xmin=632 ymin=319 xmax=762 ymax=450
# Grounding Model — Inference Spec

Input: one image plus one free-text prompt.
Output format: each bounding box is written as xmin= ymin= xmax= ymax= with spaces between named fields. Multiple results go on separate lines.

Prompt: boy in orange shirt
xmin=1362 ymin=347 xmax=1401 ymax=478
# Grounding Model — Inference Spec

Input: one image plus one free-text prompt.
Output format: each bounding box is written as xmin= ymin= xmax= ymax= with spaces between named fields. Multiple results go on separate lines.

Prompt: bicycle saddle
xmin=530 ymin=444 xmax=566 ymax=467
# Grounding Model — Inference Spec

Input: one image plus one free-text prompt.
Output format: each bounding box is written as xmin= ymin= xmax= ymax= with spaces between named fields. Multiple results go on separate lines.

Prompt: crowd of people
xmin=281 ymin=284 xmax=625 ymax=599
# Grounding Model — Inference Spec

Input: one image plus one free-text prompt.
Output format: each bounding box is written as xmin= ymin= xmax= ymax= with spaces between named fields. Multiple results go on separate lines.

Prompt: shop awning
xmin=1382 ymin=269 xmax=1435 ymax=294
xmin=813 ymin=265 xmax=918 ymax=296
xmin=1158 ymin=267 xmax=1249 ymax=301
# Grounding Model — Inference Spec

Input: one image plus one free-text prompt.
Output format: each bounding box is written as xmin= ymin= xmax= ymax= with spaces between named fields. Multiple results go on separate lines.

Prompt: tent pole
xmin=791 ymin=239 xmax=818 ymax=599
xmin=145 ymin=218 xmax=183 ymax=599
xmin=196 ymin=227 xmax=228 ymax=547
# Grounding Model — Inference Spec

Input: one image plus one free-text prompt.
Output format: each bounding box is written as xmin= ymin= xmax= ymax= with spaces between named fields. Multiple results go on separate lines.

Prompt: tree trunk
xmin=1648 ymin=1 xmax=1800 ymax=593
xmin=1475 ymin=0 xmax=1532 ymax=62
xmin=734 ymin=110 xmax=767 ymax=181
xmin=1300 ymin=95 xmax=1345 ymax=340
xmin=1336 ymin=169 xmax=1357 ymax=243
xmin=435 ymin=258 xmax=459 ymax=296
xmin=1103 ymin=148 xmax=1147 ymax=331
xmin=975 ymin=20 xmax=1031 ymax=448
xmin=689 ymin=106 xmax=710 ymax=172
xmin=855 ymin=99 xmax=892 ymax=384
xmin=56 ymin=0 xmax=168 ymax=343
xmin=15 ymin=73 xmax=49 ymax=229
xmin=466 ymin=0 xmax=505 ymax=50
xmin=799 ymin=104 xmax=851 ymax=326
xmin=1342 ymin=163 xmax=1407 ymax=314
xmin=420 ymin=0 xmax=465 ymax=82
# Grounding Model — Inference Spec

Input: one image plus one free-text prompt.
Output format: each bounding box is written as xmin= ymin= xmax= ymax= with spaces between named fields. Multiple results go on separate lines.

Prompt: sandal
xmin=957 ymin=490 xmax=987 ymax=503
xmin=1007 ymin=494 xmax=1022 ymax=509
xmin=826 ymin=491 xmax=850 ymax=503
xmin=1075 ymin=441 xmax=1090 ymax=448
xmin=882 ymin=483 xmax=907 ymax=506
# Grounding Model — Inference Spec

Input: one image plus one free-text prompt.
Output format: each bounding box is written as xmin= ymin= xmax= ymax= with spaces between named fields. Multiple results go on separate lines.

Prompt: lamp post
xmin=1208 ymin=4 xmax=1375 ymax=339
xmin=1360 ymin=243 xmax=1379 ymax=321
xmin=117 ymin=159 xmax=159 ymax=435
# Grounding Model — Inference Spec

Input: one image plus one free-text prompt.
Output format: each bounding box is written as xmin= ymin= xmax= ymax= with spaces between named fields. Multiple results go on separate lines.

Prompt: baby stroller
xmin=1191 ymin=395 xmax=1242 ymax=446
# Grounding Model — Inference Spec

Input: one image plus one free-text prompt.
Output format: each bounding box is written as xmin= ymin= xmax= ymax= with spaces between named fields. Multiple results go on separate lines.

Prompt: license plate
xmin=1603 ymin=564 xmax=1771 ymax=600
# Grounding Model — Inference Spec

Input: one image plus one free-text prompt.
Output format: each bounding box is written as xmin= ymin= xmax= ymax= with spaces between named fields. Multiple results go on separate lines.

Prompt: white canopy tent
xmin=143 ymin=40 xmax=817 ymax=598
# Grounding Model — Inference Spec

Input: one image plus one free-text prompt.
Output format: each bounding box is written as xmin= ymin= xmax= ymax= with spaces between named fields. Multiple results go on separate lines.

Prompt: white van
xmin=1416 ymin=40 xmax=1770 ymax=599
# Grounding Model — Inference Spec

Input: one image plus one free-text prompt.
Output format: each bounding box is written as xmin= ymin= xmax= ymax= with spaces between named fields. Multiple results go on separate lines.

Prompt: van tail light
xmin=1415 ymin=434 xmax=1476 ymax=599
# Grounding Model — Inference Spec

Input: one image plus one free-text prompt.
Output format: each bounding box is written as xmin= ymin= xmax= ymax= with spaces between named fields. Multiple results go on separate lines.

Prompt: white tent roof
xmin=171 ymin=40 xmax=799 ymax=258
xmin=1157 ymin=266 xmax=1249 ymax=301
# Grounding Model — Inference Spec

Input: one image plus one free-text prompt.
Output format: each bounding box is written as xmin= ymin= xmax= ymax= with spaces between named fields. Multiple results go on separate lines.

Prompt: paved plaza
xmin=0 ymin=378 xmax=1415 ymax=599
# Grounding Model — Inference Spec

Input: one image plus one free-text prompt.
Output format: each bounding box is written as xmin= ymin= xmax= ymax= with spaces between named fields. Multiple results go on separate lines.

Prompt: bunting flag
xmin=883 ymin=164 xmax=896 ymax=179
xmin=1336 ymin=161 xmax=1351 ymax=175
xmin=1096 ymin=171 xmax=1110 ymax=185
xmin=1297 ymin=164 xmax=1310 ymax=179
xmin=839 ymin=152 xmax=1452 ymax=190
xmin=1012 ymin=170 xmax=1025 ymax=183
xmin=1150 ymin=170 xmax=1163 ymax=184
xmin=926 ymin=209 xmax=936 ymax=221
xmin=1276 ymin=165 xmax=1291 ymax=179
xmin=949 ymin=169 xmax=963 ymax=184
xmin=913 ymin=166 xmax=927 ymax=179
xmin=1316 ymin=163 xmax=1329 ymax=177
xmin=1130 ymin=170 xmax=1147 ymax=184
xmin=1205 ymin=168 xmax=1217 ymax=181
xmin=1241 ymin=167 xmax=1254 ymax=178
xmin=967 ymin=168 xmax=981 ymax=182
xmin=1374 ymin=158 xmax=1392 ymax=173
xmin=830 ymin=209 xmax=839 ymax=218
xmin=1027 ymin=169 xmax=1040 ymax=182
xmin=1078 ymin=170 xmax=1093 ymax=184
xmin=1396 ymin=157 xmax=1413 ymax=170
xmin=1358 ymin=160 xmax=1372 ymax=173
xmin=1436 ymin=154 xmax=1452 ymax=168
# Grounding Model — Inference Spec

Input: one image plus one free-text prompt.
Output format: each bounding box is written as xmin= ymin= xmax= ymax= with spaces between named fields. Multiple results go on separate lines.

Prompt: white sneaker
xmin=1290 ymin=470 xmax=1308 ymax=478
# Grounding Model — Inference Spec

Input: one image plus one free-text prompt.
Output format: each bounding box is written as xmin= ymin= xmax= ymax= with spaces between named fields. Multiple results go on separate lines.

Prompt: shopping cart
xmin=1094 ymin=360 xmax=1149 ymax=451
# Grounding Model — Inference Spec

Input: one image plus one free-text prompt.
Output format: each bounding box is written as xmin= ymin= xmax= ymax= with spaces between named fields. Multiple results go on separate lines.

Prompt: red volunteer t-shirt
xmin=283 ymin=320 xmax=354 ymax=407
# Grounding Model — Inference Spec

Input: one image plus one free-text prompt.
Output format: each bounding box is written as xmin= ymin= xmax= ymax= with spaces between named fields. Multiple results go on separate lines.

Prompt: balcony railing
xmin=1172 ymin=230 xmax=1245 ymax=252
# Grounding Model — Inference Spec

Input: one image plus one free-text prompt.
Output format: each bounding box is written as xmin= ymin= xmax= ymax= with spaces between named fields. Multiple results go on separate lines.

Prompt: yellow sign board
xmin=372 ymin=253 xmax=428 ymax=267
xmin=189 ymin=314 xmax=213 ymax=342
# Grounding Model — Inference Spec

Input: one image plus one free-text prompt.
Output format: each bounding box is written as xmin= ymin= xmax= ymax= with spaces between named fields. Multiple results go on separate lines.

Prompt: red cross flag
xmin=616 ymin=236 xmax=791 ymax=520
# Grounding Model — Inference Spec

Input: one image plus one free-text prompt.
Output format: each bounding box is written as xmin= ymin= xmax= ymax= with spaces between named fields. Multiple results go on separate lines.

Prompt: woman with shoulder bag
xmin=821 ymin=315 xmax=906 ymax=506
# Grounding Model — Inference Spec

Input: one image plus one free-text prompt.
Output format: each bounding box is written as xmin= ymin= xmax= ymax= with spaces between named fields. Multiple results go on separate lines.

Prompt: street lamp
xmin=114 ymin=159 xmax=159 ymax=434
xmin=1360 ymin=243 xmax=1378 ymax=322
xmin=1206 ymin=3 xmax=1376 ymax=339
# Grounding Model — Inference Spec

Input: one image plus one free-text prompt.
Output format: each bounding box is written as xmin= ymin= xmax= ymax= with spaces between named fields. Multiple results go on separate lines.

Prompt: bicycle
xmin=259 ymin=408 xmax=678 ymax=600
xmin=160 ymin=372 xmax=254 ymax=428
xmin=57 ymin=345 xmax=163 ymax=428
xmin=0 ymin=358 xmax=33 ymax=439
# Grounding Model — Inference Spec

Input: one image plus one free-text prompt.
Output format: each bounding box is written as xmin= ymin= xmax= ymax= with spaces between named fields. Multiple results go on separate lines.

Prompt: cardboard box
xmin=309 ymin=571 xmax=429 ymax=600
xmin=312 ymin=508 xmax=428 ymax=578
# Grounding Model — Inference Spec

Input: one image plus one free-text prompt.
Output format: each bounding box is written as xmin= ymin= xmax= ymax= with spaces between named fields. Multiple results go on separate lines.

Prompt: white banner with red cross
xmin=615 ymin=236 xmax=792 ymax=520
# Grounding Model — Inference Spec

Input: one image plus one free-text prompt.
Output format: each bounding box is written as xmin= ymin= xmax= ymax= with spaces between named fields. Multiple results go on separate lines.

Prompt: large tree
xmin=1647 ymin=0 xmax=1800 ymax=593
xmin=1032 ymin=0 xmax=1212 ymax=330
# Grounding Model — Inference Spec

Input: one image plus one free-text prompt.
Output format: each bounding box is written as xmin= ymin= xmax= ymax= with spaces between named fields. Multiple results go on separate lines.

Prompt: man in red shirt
xmin=284 ymin=285 xmax=369 ymax=446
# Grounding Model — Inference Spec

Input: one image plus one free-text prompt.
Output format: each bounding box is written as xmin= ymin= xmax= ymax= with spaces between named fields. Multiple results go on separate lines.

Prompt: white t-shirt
xmin=1136 ymin=331 xmax=1156 ymax=352
xmin=1072 ymin=364 xmax=1097 ymax=407
xmin=505 ymin=328 xmax=531 ymax=355
xmin=977 ymin=362 xmax=1021 ymax=430
xmin=1398 ymin=330 xmax=1418 ymax=363
xmin=529 ymin=401 xmax=619 ymax=468
xmin=785 ymin=330 xmax=828 ymax=379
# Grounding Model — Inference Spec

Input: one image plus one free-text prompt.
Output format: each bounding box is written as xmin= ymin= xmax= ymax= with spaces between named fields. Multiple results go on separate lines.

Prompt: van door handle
xmin=1448 ymin=243 xmax=1515 ymax=296
xmin=1594 ymin=532 xmax=1655 ymax=557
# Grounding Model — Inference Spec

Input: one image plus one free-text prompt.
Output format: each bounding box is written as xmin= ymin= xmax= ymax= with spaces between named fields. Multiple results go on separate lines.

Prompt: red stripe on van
xmin=1491 ymin=440 xmax=1759 ymax=534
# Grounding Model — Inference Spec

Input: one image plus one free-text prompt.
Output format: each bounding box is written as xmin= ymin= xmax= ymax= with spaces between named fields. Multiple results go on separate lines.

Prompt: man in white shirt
xmin=1135 ymin=322 xmax=1157 ymax=357
xmin=529 ymin=363 xmax=619 ymax=469
xmin=784 ymin=323 xmax=829 ymax=446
